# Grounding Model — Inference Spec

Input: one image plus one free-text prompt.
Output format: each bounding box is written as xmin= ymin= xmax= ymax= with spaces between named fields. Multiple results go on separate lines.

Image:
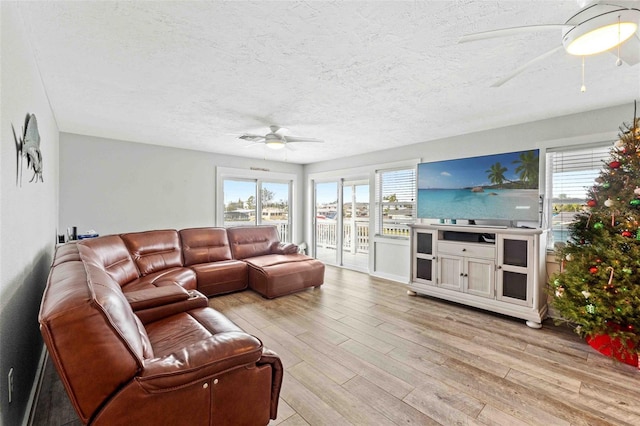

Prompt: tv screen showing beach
xmin=417 ymin=150 xmax=540 ymax=222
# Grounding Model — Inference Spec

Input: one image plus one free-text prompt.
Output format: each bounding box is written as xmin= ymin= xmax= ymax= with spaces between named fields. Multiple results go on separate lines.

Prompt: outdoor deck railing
xmin=224 ymin=219 xmax=409 ymax=255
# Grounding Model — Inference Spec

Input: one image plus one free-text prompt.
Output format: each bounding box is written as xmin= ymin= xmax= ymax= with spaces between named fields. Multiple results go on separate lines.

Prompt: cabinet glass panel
xmin=416 ymin=258 xmax=432 ymax=281
xmin=503 ymin=239 xmax=527 ymax=267
xmin=502 ymin=271 xmax=527 ymax=300
xmin=417 ymin=233 xmax=433 ymax=255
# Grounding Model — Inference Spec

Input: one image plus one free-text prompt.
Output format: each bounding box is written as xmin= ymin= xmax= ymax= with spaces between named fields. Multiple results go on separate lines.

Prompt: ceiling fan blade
xmin=270 ymin=125 xmax=289 ymax=135
xmin=239 ymin=134 xmax=265 ymax=142
xmin=282 ymin=136 xmax=324 ymax=143
xmin=614 ymin=33 xmax=640 ymax=66
xmin=459 ymin=24 xmax=566 ymax=44
xmin=491 ymin=45 xmax=564 ymax=87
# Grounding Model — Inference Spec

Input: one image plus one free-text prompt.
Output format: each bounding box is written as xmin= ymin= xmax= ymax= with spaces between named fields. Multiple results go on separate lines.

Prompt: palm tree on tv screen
xmin=486 ymin=162 xmax=508 ymax=186
xmin=513 ymin=150 xmax=539 ymax=188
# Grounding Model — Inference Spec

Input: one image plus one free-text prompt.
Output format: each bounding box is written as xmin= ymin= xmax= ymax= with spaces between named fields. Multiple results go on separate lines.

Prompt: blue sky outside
xmin=224 ymin=180 xmax=289 ymax=205
xmin=315 ymin=182 xmax=369 ymax=204
xmin=418 ymin=151 xmax=538 ymax=189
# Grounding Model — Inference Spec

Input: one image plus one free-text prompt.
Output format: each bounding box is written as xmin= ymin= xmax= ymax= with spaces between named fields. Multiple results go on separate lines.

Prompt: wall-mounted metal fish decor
xmin=12 ymin=113 xmax=43 ymax=185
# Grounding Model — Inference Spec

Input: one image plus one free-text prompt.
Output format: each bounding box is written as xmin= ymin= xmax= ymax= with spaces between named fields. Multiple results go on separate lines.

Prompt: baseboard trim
xmin=370 ymin=271 xmax=407 ymax=284
xmin=23 ymin=345 xmax=47 ymax=426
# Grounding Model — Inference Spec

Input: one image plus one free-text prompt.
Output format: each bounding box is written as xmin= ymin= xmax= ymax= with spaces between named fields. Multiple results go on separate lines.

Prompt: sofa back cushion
xmin=180 ymin=227 xmax=233 ymax=266
xmin=79 ymin=235 xmax=139 ymax=285
xmin=226 ymin=225 xmax=280 ymax=260
xmin=40 ymin=253 xmax=152 ymax=423
xmin=121 ymin=230 xmax=183 ymax=276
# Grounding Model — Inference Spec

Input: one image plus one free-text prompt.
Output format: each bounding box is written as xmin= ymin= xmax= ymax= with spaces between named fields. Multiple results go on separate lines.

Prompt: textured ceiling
xmin=17 ymin=1 xmax=640 ymax=164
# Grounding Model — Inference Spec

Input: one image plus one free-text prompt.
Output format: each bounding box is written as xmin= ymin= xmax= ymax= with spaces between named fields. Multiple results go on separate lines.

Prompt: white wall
xmin=0 ymin=3 xmax=59 ymax=425
xmin=303 ymin=103 xmax=631 ymax=281
xmin=59 ymin=133 xmax=304 ymax=238
xmin=306 ymin=103 xmax=627 ymax=174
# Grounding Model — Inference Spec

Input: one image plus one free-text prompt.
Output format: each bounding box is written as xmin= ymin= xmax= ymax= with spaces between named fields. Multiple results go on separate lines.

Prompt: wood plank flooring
xmin=32 ymin=266 xmax=640 ymax=425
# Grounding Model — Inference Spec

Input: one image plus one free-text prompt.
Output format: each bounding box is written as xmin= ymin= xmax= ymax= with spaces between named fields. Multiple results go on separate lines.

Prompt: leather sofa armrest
xmin=138 ymin=331 xmax=263 ymax=390
xmin=134 ymin=290 xmax=208 ymax=324
xmin=270 ymin=242 xmax=299 ymax=255
xmin=257 ymin=348 xmax=283 ymax=420
xmin=125 ymin=284 xmax=190 ymax=311
xmin=126 ymin=285 xmax=209 ymax=323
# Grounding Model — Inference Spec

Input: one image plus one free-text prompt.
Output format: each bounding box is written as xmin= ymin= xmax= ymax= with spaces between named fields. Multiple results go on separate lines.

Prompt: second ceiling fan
xmin=459 ymin=0 xmax=640 ymax=87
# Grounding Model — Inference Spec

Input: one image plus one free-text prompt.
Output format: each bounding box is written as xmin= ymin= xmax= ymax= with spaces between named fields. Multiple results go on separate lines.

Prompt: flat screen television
xmin=417 ymin=149 xmax=540 ymax=223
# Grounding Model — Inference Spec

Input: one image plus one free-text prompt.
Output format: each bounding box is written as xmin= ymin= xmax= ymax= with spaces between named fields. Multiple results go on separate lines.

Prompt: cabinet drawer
xmin=437 ymin=241 xmax=495 ymax=259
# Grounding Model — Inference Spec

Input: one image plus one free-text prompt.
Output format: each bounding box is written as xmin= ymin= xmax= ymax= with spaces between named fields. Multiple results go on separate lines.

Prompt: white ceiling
xmin=18 ymin=1 xmax=640 ymax=164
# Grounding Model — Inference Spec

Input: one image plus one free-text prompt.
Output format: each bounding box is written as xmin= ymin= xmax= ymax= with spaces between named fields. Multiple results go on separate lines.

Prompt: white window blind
xmin=375 ymin=167 xmax=416 ymax=237
xmin=546 ymin=143 xmax=611 ymax=248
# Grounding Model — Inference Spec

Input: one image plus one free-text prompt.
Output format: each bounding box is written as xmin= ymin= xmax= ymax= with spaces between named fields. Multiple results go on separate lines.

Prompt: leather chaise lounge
xmin=39 ymin=225 xmax=322 ymax=425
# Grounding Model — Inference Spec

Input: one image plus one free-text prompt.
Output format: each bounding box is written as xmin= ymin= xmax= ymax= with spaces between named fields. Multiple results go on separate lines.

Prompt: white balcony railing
xmin=315 ymin=219 xmax=410 ymax=254
xmin=225 ymin=219 xmax=408 ymax=255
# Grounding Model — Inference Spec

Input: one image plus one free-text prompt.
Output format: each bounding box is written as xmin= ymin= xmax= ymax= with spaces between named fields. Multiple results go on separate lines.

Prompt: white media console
xmin=408 ymin=223 xmax=547 ymax=328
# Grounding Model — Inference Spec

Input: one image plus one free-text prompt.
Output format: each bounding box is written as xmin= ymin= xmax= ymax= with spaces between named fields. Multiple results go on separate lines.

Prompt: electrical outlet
xmin=8 ymin=368 xmax=14 ymax=403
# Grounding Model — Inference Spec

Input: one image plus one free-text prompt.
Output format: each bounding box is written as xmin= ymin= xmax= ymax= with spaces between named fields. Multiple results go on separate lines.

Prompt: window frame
xmin=375 ymin=165 xmax=417 ymax=239
xmin=216 ymin=167 xmax=296 ymax=242
xmin=545 ymin=142 xmax=612 ymax=250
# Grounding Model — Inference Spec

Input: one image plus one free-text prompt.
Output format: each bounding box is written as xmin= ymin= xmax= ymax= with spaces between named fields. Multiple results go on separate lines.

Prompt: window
xmin=375 ymin=167 xmax=416 ymax=237
xmin=546 ymin=144 xmax=611 ymax=249
xmin=218 ymin=168 xmax=294 ymax=242
xmin=223 ymin=179 xmax=257 ymax=226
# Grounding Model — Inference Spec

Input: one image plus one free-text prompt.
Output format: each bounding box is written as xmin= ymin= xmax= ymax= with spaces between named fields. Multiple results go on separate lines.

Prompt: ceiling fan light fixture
xmin=563 ymin=11 xmax=638 ymax=56
xmin=265 ymin=140 xmax=286 ymax=150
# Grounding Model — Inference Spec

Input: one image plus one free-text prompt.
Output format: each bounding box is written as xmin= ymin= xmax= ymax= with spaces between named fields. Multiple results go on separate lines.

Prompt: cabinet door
xmin=438 ymin=254 xmax=463 ymax=291
xmin=465 ymin=258 xmax=495 ymax=298
xmin=496 ymin=235 xmax=533 ymax=306
xmin=413 ymin=229 xmax=437 ymax=285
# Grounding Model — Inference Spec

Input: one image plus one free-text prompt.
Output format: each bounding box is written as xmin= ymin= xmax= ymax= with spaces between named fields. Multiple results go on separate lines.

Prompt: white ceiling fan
xmin=459 ymin=0 xmax=640 ymax=87
xmin=238 ymin=125 xmax=324 ymax=150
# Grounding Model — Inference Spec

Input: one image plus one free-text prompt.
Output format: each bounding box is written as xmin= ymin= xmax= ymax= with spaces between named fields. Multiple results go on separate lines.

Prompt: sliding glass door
xmin=314 ymin=179 xmax=370 ymax=271
xmin=314 ymin=181 xmax=338 ymax=265
xmin=341 ymin=180 xmax=369 ymax=271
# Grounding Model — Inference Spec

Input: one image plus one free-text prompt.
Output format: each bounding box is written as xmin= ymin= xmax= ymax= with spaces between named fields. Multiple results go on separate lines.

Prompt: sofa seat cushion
xmin=189 ymin=260 xmax=248 ymax=297
xmin=243 ymin=254 xmax=325 ymax=299
xmin=143 ymin=308 xmax=263 ymax=380
xmin=122 ymin=267 xmax=197 ymax=293
xmin=245 ymin=253 xmax=314 ymax=268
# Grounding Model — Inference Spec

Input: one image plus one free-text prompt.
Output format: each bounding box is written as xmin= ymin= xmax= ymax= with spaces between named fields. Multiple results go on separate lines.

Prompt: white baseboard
xmin=370 ymin=271 xmax=408 ymax=284
xmin=23 ymin=345 xmax=47 ymax=426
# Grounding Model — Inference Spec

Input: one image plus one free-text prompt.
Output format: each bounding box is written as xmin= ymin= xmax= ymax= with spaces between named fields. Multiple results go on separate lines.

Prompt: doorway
xmin=313 ymin=179 xmax=370 ymax=271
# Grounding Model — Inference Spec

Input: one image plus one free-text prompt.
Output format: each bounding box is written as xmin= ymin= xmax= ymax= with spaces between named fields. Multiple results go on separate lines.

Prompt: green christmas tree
xmin=550 ymin=102 xmax=640 ymax=362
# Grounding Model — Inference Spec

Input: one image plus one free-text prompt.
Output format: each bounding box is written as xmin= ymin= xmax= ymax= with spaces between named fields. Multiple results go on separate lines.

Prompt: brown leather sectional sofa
xmin=79 ymin=225 xmax=324 ymax=299
xmin=39 ymin=225 xmax=324 ymax=425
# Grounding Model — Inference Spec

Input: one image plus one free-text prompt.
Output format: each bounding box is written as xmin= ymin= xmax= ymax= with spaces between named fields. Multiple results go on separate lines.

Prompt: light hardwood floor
xmin=32 ymin=266 xmax=640 ymax=425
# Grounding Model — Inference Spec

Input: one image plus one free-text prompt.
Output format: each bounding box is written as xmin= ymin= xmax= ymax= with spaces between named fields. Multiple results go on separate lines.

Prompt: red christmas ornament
xmin=587 ymin=199 xmax=597 ymax=207
xmin=610 ymin=160 xmax=622 ymax=169
xmin=589 ymin=266 xmax=599 ymax=274
xmin=622 ymin=230 xmax=633 ymax=237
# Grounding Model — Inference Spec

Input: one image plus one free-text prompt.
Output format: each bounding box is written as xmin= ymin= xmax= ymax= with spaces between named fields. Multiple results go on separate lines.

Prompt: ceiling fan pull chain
xmin=580 ymin=56 xmax=586 ymax=93
xmin=616 ymin=15 xmax=623 ymax=67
